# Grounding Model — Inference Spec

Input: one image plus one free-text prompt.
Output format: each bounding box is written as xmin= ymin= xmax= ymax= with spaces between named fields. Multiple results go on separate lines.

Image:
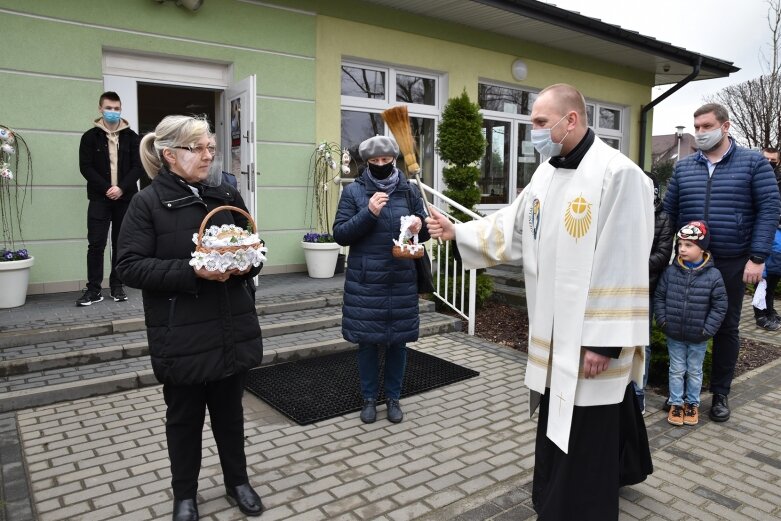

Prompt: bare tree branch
xmin=707 ymin=0 xmax=781 ymax=150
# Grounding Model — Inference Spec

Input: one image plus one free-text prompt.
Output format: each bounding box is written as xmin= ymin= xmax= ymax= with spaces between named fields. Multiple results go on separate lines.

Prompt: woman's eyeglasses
xmin=174 ymin=145 xmax=217 ymax=156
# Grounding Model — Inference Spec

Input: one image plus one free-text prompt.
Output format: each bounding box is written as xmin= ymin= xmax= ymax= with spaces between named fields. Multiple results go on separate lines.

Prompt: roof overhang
xmin=360 ymin=0 xmax=739 ymax=86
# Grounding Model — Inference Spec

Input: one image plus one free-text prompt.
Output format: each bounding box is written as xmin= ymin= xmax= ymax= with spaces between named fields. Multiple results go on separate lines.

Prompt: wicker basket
xmin=392 ymin=243 xmax=425 ymax=259
xmin=195 ymin=205 xmax=261 ymax=256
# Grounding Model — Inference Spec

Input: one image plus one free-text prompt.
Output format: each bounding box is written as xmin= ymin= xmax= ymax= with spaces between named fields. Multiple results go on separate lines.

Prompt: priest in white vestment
xmin=427 ymin=84 xmax=654 ymax=520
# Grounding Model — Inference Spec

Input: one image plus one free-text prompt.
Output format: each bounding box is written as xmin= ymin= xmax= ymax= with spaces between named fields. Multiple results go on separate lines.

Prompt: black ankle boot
xmin=172 ymin=498 xmax=198 ymax=521
xmin=360 ymin=399 xmax=377 ymax=423
xmin=226 ymin=483 xmax=264 ymax=516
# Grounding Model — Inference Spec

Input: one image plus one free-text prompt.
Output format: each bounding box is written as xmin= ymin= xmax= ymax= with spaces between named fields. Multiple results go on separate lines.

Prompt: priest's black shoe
xmin=709 ymin=393 xmax=730 ymax=422
xmin=360 ymin=399 xmax=377 ymax=423
xmin=226 ymin=483 xmax=264 ymax=516
xmin=387 ymin=398 xmax=403 ymax=423
xmin=172 ymin=498 xmax=198 ymax=521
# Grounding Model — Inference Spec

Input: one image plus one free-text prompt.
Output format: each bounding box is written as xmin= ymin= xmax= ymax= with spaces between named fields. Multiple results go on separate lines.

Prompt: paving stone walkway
xmin=1 ymin=274 xmax=780 ymax=520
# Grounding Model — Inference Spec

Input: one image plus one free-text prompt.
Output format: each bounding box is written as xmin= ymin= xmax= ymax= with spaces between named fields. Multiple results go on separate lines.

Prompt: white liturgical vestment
xmin=455 ymin=137 xmax=654 ymax=453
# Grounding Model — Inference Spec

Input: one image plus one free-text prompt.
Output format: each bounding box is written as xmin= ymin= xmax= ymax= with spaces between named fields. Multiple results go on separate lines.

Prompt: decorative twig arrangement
xmin=0 ymin=124 xmax=33 ymax=260
xmin=305 ymin=141 xmax=350 ymax=237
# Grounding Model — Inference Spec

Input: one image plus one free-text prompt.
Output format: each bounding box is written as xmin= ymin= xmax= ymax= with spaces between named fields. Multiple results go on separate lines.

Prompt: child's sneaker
xmin=667 ymin=405 xmax=684 ymax=426
xmin=683 ymin=403 xmax=699 ymax=425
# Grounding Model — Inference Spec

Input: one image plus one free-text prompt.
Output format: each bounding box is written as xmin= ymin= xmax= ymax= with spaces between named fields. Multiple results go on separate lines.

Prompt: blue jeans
xmin=667 ymin=337 xmax=707 ymax=406
xmin=357 ymin=343 xmax=407 ymax=400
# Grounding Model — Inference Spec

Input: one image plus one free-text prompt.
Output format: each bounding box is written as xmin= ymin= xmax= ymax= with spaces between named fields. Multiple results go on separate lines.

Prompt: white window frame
xmin=478 ymin=80 xmax=630 ymax=210
xmin=477 ymin=80 xmax=537 ymax=211
xmin=586 ymin=101 xmax=626 ymax=153
xmin=340 ymin=60 xmax=445 ymax=189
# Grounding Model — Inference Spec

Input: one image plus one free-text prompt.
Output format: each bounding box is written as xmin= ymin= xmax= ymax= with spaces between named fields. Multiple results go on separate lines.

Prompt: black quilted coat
xmin=116 ymin=168 xmax=263 ymax=385
xmin=653 ymin=253 xmax=728 ymax=343
xmin=649 ymin=206 xmax=674 ymax=294
xmin=333 ymin=169 xmax=430 ymax=345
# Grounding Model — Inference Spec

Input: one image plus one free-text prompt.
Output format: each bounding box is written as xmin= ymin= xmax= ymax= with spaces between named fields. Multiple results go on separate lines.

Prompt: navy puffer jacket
xmin=654 ymin=253 xmax=728 ymax=343
xmin=333 ymin=170 xmax=430 ymax=345
xmin=663 ymin=139 xmax=780 ymax=258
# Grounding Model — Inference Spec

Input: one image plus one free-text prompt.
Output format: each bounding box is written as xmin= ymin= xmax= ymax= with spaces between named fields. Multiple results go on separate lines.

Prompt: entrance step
xmin=485 ymin=265 xmax=527 ymax=309
xmin=0 ymin=294 xmax=457 ymax=412
xmin=0 ymin=290 xmax=347 ymax=350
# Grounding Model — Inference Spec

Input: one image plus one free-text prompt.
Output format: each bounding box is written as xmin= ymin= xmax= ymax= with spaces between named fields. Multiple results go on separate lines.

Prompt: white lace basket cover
xmin=189 ymin=205 xmax=267 ymax=273
xmin=392 ymin=214 xmax=425 ymax=259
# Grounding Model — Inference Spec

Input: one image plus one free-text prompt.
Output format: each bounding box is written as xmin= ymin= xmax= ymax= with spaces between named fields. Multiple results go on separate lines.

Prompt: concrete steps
xmin=0 ymin=292 xmax=459 ymax=412
xmin=485 ymin=264 xmax=527 ymax=309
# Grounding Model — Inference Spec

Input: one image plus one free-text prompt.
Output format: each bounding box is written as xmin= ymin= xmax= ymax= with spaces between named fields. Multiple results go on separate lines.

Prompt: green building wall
xmin=1 ymin=0 xmax=655 ymax=293
xmin=0 ymin=0 xmax=317 ymax=292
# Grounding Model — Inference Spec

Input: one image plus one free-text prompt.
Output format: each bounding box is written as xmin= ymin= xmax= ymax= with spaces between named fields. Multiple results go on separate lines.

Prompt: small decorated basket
xmin=392 ymin=214 xmax=425 ymax=259
xmin=189 ymin=205 xmax=267 ymax=273
xmin=392 ymin=242 xmax=425 ymax=259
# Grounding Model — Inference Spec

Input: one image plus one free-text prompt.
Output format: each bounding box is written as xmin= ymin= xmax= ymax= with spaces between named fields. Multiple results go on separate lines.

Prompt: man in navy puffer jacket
xmin=663 ymin=103 xmax=781 ymax=423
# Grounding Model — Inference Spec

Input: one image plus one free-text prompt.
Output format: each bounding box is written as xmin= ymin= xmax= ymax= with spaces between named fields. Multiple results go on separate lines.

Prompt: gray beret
xmin=359 ymin=135 xmax=399 ymax=161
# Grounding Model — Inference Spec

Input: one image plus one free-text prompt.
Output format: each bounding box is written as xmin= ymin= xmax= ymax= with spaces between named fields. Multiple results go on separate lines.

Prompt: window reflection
xmin=478 ymin=120 xmax=511 ymax=204
xmin=340 ymin=110 xmax=384 ymax=176
xmin=516 ymin=122 xmax=540 ymax=193
xmin=396 ymin=74 xmax=435 ymax=106
xmin=341 ymin=66 xmax=385 ymax=99
xmin=478 ymin=84 xmax=536 ymax=115
xmin=599 ymin=108 xmax=621 ymax=130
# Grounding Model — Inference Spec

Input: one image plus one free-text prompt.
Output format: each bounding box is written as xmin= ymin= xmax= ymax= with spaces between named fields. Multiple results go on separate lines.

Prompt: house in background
xmin=652 ymin=133 xmax=697 ymax=167
xmin=0 ymin=0 xmax=737 ymax=294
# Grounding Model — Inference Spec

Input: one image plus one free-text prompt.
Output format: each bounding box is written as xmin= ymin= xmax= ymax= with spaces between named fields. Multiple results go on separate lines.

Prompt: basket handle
xmin=197 ymin=205 xmax=257 ymax=247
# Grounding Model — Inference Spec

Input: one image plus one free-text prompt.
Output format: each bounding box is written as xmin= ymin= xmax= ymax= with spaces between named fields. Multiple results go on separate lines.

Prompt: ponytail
xmin=139 ymin=133 xmax=161 ymax=180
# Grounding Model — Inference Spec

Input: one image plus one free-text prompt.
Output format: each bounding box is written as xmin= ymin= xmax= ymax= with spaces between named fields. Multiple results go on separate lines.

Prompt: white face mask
xmin=531 ymin=115 xmax=569 ymax=157
xmin=695 ymin=126 xmax=725 ymax=152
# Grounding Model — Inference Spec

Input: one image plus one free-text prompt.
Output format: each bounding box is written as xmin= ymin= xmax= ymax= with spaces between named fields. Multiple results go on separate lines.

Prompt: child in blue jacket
xmin=654 ymin=221 xmax=728 ymax=426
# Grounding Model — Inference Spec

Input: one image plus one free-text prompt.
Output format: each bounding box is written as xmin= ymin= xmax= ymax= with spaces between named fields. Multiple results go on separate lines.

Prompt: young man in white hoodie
xmin=77 ymin=91 xmax=143 ymax=305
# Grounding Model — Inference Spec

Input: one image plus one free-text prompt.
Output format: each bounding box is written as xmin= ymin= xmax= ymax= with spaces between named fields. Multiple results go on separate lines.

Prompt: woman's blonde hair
xmin=139 ymin=115 xmax=211 ymax=179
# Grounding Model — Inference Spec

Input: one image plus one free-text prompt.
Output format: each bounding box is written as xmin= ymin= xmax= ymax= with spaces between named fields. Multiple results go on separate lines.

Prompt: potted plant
xmin=301 ymin=232 xmax=341 ymax=278
xmin=302 ymin=142 xmax=350 ymax=278
xmin=0 ymin=124 xmax=34 ymax=308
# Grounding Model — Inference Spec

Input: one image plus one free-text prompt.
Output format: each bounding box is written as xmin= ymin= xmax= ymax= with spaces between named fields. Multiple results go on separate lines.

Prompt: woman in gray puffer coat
xmin=117 ymin=115 xmax=264 ymax=521
xmin=333 ymin=135 xmax=430 ymax=425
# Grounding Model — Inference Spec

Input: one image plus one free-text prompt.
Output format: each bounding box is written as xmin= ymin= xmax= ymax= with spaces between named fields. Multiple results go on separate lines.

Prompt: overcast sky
xmin=544 ymin=0 xmax=775 ymax=136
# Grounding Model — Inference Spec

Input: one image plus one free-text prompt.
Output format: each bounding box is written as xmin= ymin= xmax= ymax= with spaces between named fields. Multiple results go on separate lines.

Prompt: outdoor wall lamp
xmin=511 ymin=59 xmax=528 ymax=82
xmin=154 ymin=0 xmax=204 ymax=12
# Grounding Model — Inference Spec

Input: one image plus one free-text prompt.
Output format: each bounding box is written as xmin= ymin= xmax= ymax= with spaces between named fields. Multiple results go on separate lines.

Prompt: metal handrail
xmin=337 ymin=177 xmax=480 ymax=335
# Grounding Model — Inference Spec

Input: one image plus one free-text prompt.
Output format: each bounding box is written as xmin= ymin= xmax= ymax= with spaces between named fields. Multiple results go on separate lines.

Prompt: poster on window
xmin=230 ymin=98 xmax=241 ymax=175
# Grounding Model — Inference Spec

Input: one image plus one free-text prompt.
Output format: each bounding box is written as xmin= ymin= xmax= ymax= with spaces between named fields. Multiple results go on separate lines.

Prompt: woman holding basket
xmin=333 ymin=135 xmax=430 ymax=424
xmin=117 ymin=115 xmax=264 ymax=521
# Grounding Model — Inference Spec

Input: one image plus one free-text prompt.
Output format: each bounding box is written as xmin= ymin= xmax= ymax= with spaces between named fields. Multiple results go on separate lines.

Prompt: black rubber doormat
xmin=245 ymin=348 xmax=479 ymax=425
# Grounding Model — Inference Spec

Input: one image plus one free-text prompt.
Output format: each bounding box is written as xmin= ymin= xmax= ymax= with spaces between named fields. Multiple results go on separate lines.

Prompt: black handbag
xmin=405 ymin=188 xmax=436 ymax=293
xmin=415 ymin=249 xmax=435 ymax=293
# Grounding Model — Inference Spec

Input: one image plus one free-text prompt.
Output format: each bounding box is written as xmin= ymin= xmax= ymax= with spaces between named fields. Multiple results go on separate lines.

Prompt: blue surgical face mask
xmin=530 ymin=115 xmax=569 ymax=157
xmin=102 ymin=110 xmax=121 ymax=124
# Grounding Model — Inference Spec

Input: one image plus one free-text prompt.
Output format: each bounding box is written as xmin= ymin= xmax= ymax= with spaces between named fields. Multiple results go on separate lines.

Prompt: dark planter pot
xmin=334 ymin=253 xmax=346 ymax=274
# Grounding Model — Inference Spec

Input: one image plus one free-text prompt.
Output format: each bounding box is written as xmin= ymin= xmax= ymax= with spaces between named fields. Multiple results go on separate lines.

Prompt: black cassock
xmin=532 ymin=384 xmax=653 ymax=521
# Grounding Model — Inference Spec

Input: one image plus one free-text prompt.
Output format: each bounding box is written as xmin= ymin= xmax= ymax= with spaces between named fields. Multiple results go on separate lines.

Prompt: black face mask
xmin=368 ymin=162 xmax=394 ymax=179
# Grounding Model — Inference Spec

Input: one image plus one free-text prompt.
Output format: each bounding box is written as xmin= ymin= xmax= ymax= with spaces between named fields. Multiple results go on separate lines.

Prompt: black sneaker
xmin=76 ymin=289 xmax=103 ymax=306
xmin=757 ymin=315 xmax=781 ymax=331
xmin=110 ymin=287 xmax=128 ymax=302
